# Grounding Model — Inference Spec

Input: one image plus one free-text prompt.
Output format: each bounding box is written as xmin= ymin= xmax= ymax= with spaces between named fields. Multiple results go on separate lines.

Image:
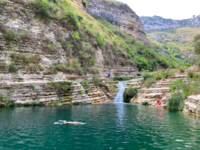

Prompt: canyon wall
xmin=0 ymin=0 xmax=138 ymax=105
xmin=85 ymin=0 xmax=149 ymax=45
xmin=141 ymin=15 xmax=200 ymax=31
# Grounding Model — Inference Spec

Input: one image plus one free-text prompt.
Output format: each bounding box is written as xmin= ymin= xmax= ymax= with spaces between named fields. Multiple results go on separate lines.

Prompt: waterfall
xmin=114 ymin=81 xmax=129 ymax=103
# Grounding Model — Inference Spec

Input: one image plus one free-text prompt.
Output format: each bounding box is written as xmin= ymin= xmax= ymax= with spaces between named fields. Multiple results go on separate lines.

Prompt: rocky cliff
xmin=1 ymin=0 xmax=137 ymax=106
xmin=85 ymin=0 xmax=149 ymax=45
xmin=141 ymin=15 xmax=200 ymax=31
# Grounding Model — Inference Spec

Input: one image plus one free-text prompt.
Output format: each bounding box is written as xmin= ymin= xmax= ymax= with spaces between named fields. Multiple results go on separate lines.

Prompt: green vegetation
xmin=124 ymin=87 xmax=137 ymax=103
xmin=81 ymin=79 xmax=90 ymax=90
xmin=8 ymin=62 xmax=18 ymax=73
xmin=31 ymin=85 xmax=36 ymax=91
xmin=92 ymin=76 xmax=102 ymax=86
xmin=179 ymin=67 xmax=185 ymax=74
xmin=34 ymin=0 xmax=50 ymax=22
xmin=9 ymin=53 xmax=42 ymax=73
xmin=147 ymin=27 xmax=200 ymax=66
xmin=82 ymin=1 xmax=88 ymax=8
xmin=1 ymin=0 xmax=181 ymax=76
xmin=78 ymin=89 xmax=83 ymax=94
xmin=141 ymin=102 xmax=148 ymax=106
xmin=113 ymin=76 xmax=137 ymax=81
xmin=168 ymin=92 xmax=184 ymax=110
xmin=3 ymin=29 xmax=16 ymax=44
xmin=3 ymin=29 xmax=30 ymax=44
xmin=142 ymin=69 xmax=174 ymax=88
xmin=187 ymin=71 xmax=200 ymax=78
xmin=193 ymin=34 xmax=200 ymax=68
xmin=47 ymin=81 xmax=72 ymax=97
xmin=94 ymin=16 xmax=177 ymax=71
xmin=170 ymin=72 xmax=200 ymax=100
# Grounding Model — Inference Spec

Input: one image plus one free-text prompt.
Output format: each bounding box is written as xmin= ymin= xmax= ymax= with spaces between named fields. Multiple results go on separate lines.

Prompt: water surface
xmin=1 ymin=104 xmax=200 ymax=149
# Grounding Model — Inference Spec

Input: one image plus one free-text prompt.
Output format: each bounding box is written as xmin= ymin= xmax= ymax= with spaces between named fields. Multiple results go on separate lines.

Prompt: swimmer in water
xmin=62 ymin=121 xmax=87 ymax=125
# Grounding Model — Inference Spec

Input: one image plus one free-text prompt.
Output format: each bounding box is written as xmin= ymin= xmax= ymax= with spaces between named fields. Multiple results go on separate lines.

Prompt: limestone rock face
xmin=0 ymin=0 xmax=140 ymax=106
xmin=141 ymin=15 xmax=200 ymax=31
xmin=85 ymin=0 xmax=149 ymax=45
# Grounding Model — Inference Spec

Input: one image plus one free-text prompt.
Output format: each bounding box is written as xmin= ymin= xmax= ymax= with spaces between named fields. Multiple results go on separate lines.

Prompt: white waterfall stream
xmin=114 ymin=81 xmax=129 ymax=103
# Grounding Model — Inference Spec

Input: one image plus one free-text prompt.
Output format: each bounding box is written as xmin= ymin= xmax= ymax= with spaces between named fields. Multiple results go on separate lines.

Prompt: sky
xmin=117 ymin=0 xmax=200 ymax=20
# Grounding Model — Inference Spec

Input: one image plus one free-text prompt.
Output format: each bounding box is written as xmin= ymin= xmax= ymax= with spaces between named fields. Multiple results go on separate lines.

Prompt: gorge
xmin=1 ymin=0 xmax=200 ymax=149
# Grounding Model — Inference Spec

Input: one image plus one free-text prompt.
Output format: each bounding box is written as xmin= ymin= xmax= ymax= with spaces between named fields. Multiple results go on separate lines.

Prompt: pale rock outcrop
xmin=141 ymin=15 xmax=200 ymax=31
xmin=184 ymin=95 xmax=200 ymax=114
xmin=85 ymin=0 xmax=149 ymax=45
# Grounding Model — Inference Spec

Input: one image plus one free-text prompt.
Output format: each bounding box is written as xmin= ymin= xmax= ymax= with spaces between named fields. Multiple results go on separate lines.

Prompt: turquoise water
xmin=1 ymin=104 xmax=200 ymax=150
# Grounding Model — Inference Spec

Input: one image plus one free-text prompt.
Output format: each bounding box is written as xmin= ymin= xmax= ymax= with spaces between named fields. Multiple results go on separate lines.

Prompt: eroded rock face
xmin=0 ymin=0 xmax=130 ymax=105
xmin=85 ymin=0 xmax=149 ymax=45
xmin=141 ymin=15 xmax=200 ymax=31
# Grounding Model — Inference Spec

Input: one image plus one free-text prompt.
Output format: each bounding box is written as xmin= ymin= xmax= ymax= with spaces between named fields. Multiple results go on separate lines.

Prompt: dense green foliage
xmin=142 ymin=69 xmax=174 ymax=88
xmin=93 ymin=16 xmax=178 ymax=71
xmin=92 ymin=76 xmax=102 ymax=86
xmin=170 ymin=72 xmax=200 ymax=100
xmin=168 ymin=92 xmax=184 ymax=110
xmin=193 ymin=34 xmax=200 ymax=68
xmin=8 ymin=62 xmax=18 ymax=73
xmin=124 ymin=87 xmax=137 ymax=103
xmin=147 ymin=27 xmax=200 ymax=67
xmin=82 ymin=1 xmax=88 ymax=8
xmin=81 ymin=79 xmax=90 ymax=89
xmin=1 ymin=0 xmax=180 ymax=75
xmin=47 ymin=81 xmax=72 ymax=97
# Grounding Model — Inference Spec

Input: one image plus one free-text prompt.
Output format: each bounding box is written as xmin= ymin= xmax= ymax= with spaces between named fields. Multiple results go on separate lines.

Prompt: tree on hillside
xmin=193 ymin=34 xmax=200 ymax=67
xmin=194 ymin=34 xmax=200 ymax=55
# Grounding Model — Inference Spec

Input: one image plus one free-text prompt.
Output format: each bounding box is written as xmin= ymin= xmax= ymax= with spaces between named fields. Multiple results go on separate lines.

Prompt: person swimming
xmin=62 ymin=121 xmax=87 ymax=125
xmin=54 ymin=120 xmax=87 ymax=125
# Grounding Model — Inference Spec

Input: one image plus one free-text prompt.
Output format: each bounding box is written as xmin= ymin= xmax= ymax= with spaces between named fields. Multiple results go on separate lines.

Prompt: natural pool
xmin=1 ymin=104 xmax=200 ymax=150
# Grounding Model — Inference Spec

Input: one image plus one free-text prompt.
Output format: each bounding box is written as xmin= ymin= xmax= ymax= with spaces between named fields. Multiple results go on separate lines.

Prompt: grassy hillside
xmin=146 ymin=27 xmax=200 ymax=65
xmin=6 ymin=0 xmax=178 ymax=72
xmin=94 ymin=15 xmax=177 ymax=70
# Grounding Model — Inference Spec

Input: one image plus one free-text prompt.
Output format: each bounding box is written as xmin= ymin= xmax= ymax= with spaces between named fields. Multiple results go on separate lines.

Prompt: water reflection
xmin=1 ymin=104 xmax=200 ymax=149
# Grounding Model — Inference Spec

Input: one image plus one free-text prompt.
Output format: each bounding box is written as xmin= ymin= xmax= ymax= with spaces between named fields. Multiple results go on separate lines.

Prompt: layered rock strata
xmin=134 ymin=75 xmax=186 ymax=107
xmin=0 ymin=0 xmax=124 ymax=105
xmin=85 ymin=0 xmax=149 ymax=45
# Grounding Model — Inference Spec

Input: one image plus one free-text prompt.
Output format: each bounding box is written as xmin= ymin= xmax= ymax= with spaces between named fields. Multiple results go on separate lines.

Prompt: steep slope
xmin=0 ymin=0 xmax=178 ymax=106
xmin=146 ymin=27 xmax=200 ymax=62
xmin=93 ymin=16 xmax=177 ymax=70
xmin=141 ymin=15 xmax=200 ymax=31
xmin=85 ymin=0 xmax=149 ymax=45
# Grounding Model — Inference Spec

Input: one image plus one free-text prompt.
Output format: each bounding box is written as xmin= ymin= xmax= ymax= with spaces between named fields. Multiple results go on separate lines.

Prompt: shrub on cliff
xmin=168 ymin=92 xmax=184 ymax=110
xmin=3 ymin=29 xmax=16 ymax=44
xmin=81 ymin=79 xmax=90 ymax=90
xmin=92 ymin=76 xmax=102 ymax=87
xmin=34 ymin=0 xmax=50 ymax=22
xmin=47 ymin=81 xmax=72 ymax=97
xmin=8 ymin=62 xmax=18 ymax=73
xmin=124 ymin=87 xmax=137 ymax=103
xmin=82 ymin=1 xmax=88 ymax=8
xmin=187 ymin=71 xmax=200 ymax=79
xmin=142 ymin=71 xmax=153 ymax=81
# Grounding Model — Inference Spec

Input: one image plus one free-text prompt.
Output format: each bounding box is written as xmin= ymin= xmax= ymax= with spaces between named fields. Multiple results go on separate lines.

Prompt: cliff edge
xmin=85 ymin=0 xmax=149 ymax=45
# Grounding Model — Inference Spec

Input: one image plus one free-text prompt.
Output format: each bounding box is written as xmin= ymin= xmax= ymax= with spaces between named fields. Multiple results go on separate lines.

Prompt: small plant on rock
xmin=8 ymin=62 xmax=18 ymax=73
xmin=78 ymin=89 xmax=83 ymax=95
xmin=3 ymin=29 xmax=16 ymax=44
xmin=34 ymin=0 xmax=50 ymax=22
